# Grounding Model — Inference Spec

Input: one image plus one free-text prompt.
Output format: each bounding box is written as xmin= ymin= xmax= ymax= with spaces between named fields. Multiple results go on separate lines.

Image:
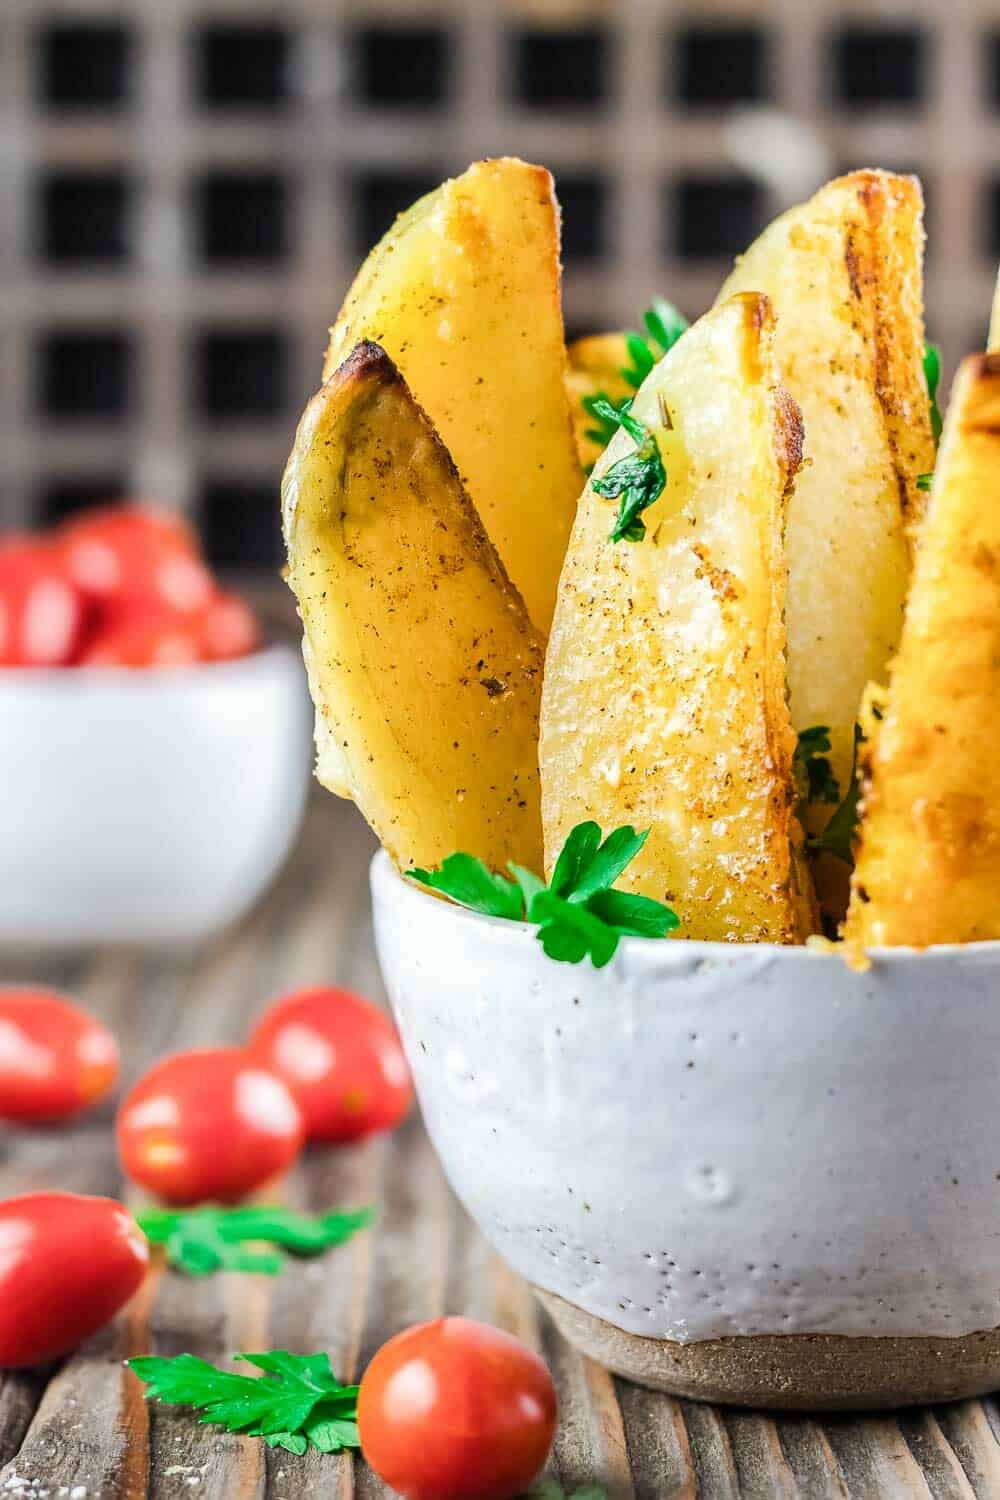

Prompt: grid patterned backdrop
xmin=3 ymin=0 xmax=1000 ymax=571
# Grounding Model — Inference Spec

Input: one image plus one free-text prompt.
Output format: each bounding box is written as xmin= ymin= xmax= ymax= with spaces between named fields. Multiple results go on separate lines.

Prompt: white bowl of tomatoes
xmin=0 ymin=506 xmax=312 ymax=945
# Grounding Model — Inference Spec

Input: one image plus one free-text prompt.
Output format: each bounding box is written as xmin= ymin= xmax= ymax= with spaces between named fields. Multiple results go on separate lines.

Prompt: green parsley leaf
xmin=917 ymin=471 xmax=933 ymax=492
xmin=128 ymin=1352 xmax=360 ymax=1454
xmin=924 ymin=342 xmax=943 ymax=445
xmin=409 ymin=821 xmax=678 ymax=966
xmin=409 ymin=852 xmax=522 ymax=920
xmin=644 ymin=297 xmax=689 ymax=358
xmin=592 ymin=425 xmax=667 ymax=544
xmin=792 ymin=725 xmax=841 ymax=822
xmin=582 ymin=392 xmax=633 ymax=450
xmin=621 ymin=298 xmax=690 ymax=389
xmin=587 ymin=887 xmax=680 ymax=939
xmin=808 ymin=724 xmax=863 ymax=866
xmin=136 ymin=1205 xmax=373 ymax=1277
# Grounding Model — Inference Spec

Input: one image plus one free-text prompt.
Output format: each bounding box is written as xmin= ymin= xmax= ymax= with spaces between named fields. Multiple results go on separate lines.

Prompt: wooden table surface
xmin=3 ymin=792 xmax=1000 ymax=1500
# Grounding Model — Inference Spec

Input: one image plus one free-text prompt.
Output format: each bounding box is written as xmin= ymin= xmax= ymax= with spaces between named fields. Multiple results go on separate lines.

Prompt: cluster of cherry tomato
xmin=0 ymin=505 xmax=259 ymax=669
xmin=0 ymin=985 xmax=559 ymax=1499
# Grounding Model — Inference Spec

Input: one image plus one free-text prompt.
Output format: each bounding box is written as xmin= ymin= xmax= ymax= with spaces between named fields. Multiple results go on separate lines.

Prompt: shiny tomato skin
xmin=358 ymin=1317 xmax=557 ymax=1500
xmin=198 ymin=591 xmax=260 ymax=661
xmin=0 ymin=988 xmax=119 ymax=1124
xmin=0 ymin=540 xmax=85 ymax=667
xmin=78 ymin=603 xmax=203 ymax=669
xmin=0 ymin=1192 xmax=149 ymax=1368
xmin=248 ymin=987 xmax=413 ymax=1143
xmin=58 ymin=506 xmax=214 ymax=617
xmin=117 ymin=1047 xmax=304 ymax=1205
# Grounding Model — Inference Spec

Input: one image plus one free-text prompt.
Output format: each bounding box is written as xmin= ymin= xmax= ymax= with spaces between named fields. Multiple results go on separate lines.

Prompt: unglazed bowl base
xmin=537 ymin=1290 xmax=1000 ymax=1410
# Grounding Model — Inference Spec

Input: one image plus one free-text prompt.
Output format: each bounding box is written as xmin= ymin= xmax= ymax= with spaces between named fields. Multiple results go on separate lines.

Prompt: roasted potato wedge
xmin=283 ymin=341 xmax=544 ymax=874
xmin=323 ymin=157 xmax=582 ymax=635
xmin=540 ymin=294 xmax=815 ymax=943
xmin=844 ymin=354 xmax=1000 ymax=947
xmin=718 ymin=170 xmax=935 ymax=804
xmin=565 ymin=332 xmax=633 ymax=471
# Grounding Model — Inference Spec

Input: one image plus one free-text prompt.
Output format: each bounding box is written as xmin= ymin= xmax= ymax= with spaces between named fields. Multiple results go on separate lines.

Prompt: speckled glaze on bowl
xmin=371 ymin=851 xmax=1000 ymax=1409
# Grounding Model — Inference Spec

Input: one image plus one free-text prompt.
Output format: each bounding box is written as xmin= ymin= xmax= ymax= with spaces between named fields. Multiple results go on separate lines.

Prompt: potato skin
xmin=283 ymin=341 xmax=544 ymax=874
xmin=845 ymin=355 xmax=1000 ymax=948
xmin=323 ymin=158 xmax=582 ymax=636
xmin=540 ymin=295 xmax=815 ymax=944
xmin=718 ymin=171 xmax=935 ymax=806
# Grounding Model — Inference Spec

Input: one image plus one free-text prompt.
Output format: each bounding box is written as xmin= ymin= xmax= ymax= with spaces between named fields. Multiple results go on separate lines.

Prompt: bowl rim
xmin=370 ymin=847 xmax=1000 ymax=965
xmin=0 ymin=641 xmax=298 ymax=693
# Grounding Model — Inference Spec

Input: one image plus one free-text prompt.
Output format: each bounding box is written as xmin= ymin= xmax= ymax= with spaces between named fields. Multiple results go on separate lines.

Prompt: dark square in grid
xmin=194 ymin=24 xmax=291 ymax=110
xmin=193 ymin=172 xmax=288 ymax=266
xmin=39 ymin=475 xmax=129 ymax=526
xmin=194 ymin=329 xmax=287 ymax=420
xmin=985 ymin=177 xmax=1000 ymax=258
xmin=199 ymin=478 xmax=283 ymax=570
xmin=672 ymin=175 xmax=765 ymax=262
xmin=350 ymin=169 xmax=442 ymax=257
xmin=986 ymin=33 xmax=1000 ymax=110
xmin=37 ymin=331 xmax=133 ymax=421
xmin=832 ymin=26 xmax=926 ymax=106
xmin=557 ymin=174 xmax=609 ymax=264
xmin=38 ymin=21 xmax=132 ymax=111
xmin=674 ymin=25 xmax=770 ymax=106
xmin=38 ymin=171 xmax=132 ymax=266
xmin=512 ymin=27 xmax=609 ymax=108
xmin=355 ymin=26 xmax=451 ymax=108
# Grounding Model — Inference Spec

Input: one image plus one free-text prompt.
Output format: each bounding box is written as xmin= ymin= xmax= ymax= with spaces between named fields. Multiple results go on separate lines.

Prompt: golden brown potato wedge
xmin=565 ymin=332 xmax=633 ymax=471
xmin=323 ymin=158 xmax=582 ymax=635
xmin=540 ymin=294 xmax=815 ymax=944
xmin=283 ymin=341 xmax=544 ymax=874
xmin=718 ymin=171 xmax=935 ymax=805
xmin=844 ymin=354 xmax=1000 ymax=948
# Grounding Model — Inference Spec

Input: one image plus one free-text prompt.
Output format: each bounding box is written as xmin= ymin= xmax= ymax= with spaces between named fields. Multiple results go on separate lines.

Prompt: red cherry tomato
xmin=117 ymin=1047 xmax=304 ymax=1204
xmin=78 ymin=604 xmax=203 ymax=669
xmin=0 ymin=1192 xmax=149 ymax=1368
xmin=358 ymin=1317 xmax=557 ymax=1500
xmin=198 ymin=591 xmax=260 ymax=661
xmin=58 ymin=505 xmax=214 ymax=616
xmin=0 ymin=540 xmax=85 ymax=667
xmin=0 ymin=987 xmax=119 ymax=1124
xmin=248 ymin=986 xmax=413 ymax=1143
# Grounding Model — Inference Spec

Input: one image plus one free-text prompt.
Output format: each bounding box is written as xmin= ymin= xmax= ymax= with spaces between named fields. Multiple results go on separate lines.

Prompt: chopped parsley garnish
xmin=793 ymin=725 xmax=840 ymax=821
xmin=622 ymin=297 xmax=690 ymax=389
xmin=916 ymin=471 xmax=933 ymax=492
xmin=410 ymin=821 xmax=678 ymax=969
xmin=588 ymin=397 xmax=667 ymax=544
xmin=128 ymin=1351 xmax=360 ymax=1455
xmin=582 ymin=392 xmax=633 ymax=450
xmin=924 ymin=342 xmax=942 ymax=446
xmin=136 ymin=1204 xmax=373 ymax=1277
xmin=805 ymin=723 xmax=863 ymax=867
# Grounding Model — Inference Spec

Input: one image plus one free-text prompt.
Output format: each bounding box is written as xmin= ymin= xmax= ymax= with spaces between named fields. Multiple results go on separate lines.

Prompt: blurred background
xmin=0 ymin=0 xmax=995 ymax=574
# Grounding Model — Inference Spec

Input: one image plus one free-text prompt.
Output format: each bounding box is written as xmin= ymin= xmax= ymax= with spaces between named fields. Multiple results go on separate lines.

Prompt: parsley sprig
xmin=795 ymin=724 xmax=862 ymax=867
xmin=581 ymin=296 xmax=688 ymax=469
xmin=410 ymin=821 xmax=678 ymax=968
xmin=128 ymin=1351 xmax=360 ymax=1455
xmin=136 ymin=1205 xmax=373 ymax=1277
xmin=589 ymin=398 xmax=667 ymax=544
xmin=924 ymin=341 xmax=943 ymax=445
xmin=622 ymin=297 xmax=690 ymax=389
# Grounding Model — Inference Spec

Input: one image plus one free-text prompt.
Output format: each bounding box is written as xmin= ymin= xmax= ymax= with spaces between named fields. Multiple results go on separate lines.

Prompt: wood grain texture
xmin=1 ymin=791 xmax=998 ymax=1498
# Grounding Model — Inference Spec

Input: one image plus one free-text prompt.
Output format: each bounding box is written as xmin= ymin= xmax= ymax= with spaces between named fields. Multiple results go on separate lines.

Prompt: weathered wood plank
xmin=933 ymin=1400 xmax=1000 ymax=1498
xmin=723 ymin=1410 xmax=801 ymax=1498
xmin=773 ymin=1414 xmax=850 ymax=1499
xmin=821 ymin=1417 xmax=934 ymax=1499
xmin=614 ymin=1382 xmax=697 ymax=1500
xmin=680 ymin=1399 xmax=742 ymax=1499
xmin=896 ymin=1411 xmax=976 ymax=1500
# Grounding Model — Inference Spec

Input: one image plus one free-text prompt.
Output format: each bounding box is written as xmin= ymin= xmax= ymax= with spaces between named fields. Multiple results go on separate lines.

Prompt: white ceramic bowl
xmin=0 ymin=646 xmax=312 ymax=945
xmin=372 ymin=850 xmax=1000 ymax=1408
